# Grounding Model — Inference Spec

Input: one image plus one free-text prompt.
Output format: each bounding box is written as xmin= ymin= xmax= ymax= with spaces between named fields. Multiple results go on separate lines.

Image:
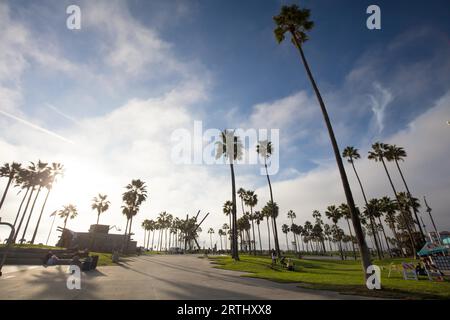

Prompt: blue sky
xmin=0 ymin=0 xmax=449 ymax=247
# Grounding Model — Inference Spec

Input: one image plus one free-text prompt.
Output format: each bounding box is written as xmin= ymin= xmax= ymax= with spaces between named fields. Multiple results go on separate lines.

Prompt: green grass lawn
xmin=209 ymin=255 xmax=450 ymax=299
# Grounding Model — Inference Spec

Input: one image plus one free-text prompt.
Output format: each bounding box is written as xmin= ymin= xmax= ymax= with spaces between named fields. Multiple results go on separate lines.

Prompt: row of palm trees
xmin=141 ymin=212 xmax=204 ymax=251
xmin=215 ymin=129 xmax=281 ymax=261
xmin=222 ymin=189 xmax=281 ymax=256
xmin=281 ymin=191 xmax=422 ymax=261
xmin=344 ymin=143 xmax=426 ymax=256
xmin=0 ymin=161 xmax=64 ymax=244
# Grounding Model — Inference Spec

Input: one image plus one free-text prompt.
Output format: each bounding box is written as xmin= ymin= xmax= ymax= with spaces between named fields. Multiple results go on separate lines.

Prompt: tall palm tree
xmin=325 ymin=205 xmax=344 ymax=260
xmin=208 ymin=228 xmax=215 ymax=250
xmin=339 ymin=203 xmax=357 ymax=260
xmin=30 ymin=162 xmax=64 ymax=244
xmin=368 ymin=142 xmax=416 ymax=254
xmin=287 ymin=210 xmax=298 ymax=252
xmin=19 ymin=161 xmax=48 ymax=243
xmin=323 ymin=224 xmax=333 ymax=252
xmin=367 ymin=198 xmax=392 ymax=258
xmin=218 ymin=229 xmax=224 ymax=250
xmin=385 ymin=144 xmax=425 ymax=242
xmin=273 ymin=5 xmax=370 ymax=274
xmin=91 ymin=194 xmax=110 ymax=225
xmin=216 ymin=130 xmax=242 ymax=260
xmin=0 ymin=162 xmax=21 ymax=212
xmin=223 ymin=201 xmax=233 ymax=252
xmin=58 ymin=204 xmax=78 ymax=229
xmin=253 ymin=210 xmax=263 ymax=253
xmin=342 ymin=146 xmax=382 ymax=259
xmin=237 ymin=188 xmax=247 ymax=218
xmin=261 ymin=204 xmax=272 ymax=251
xmin=12 ymin=168 xmax=34 ymax=241
xmin=312 ymin=210 xmax=327 ymax=253
xmin=244 ymin=190 xmax=258 ymax=255
xmin=122 ymin=179 xmax=147 ymax=250
xmin=282 ymin=224 xmax=290 ymax=251
xmin=257 ymin=140 xmax=281 ymax=256
xmin=222 ymin=223 xmax=230 ymax=251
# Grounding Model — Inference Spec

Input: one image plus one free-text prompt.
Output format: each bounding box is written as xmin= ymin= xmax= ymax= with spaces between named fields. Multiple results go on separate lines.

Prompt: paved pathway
xmin=0 ymin=255 xmax=371 ymax=300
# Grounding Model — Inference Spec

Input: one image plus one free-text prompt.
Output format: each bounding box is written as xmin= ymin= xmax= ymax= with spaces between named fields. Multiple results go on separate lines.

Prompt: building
xmin=56 ymin=224 xmax=137 ymax=253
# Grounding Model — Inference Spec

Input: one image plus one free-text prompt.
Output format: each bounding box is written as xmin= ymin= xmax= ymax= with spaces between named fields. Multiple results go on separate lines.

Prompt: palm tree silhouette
xmin=244 ymin=190 xmax=258 ymax=255
xmin=216 ymin=130 xmax=242 ymax=261
xmin=273 ymin=4 xmax=370 ymax=274
xmin=385 ymin=144 xmax=425 ymax=242
xmin=237 ymin=188 xmax=247 ymax=219
xmin=122 ymin=179 xmax=147 ymax=250
xmin=282 ymin=224 xmax=290 ymax=251
xmin=342 ymin=146 xmax=382 ymax=259
xmin=261 ymin=204 xmax=272 ymax=252
xmin=0 ymin=162 xmax=21 ymax=213
xmin=253 ymin=211 xmax=263 ymax=253
xmin=58 ymin=204 xmax=78 ymax=229
xmin=12 ymin=167 xmax=33 ymax=241
xmin=339 ymin=203 xmax=357 ymax=260
xmin=257 ymin=140 xmax=281 ymax=257
xmin=92 ymin=194 xmax=110 ymax=225
xmin=30 ymin=162 xmax=64 ymax=244
xmin=208 ymin=228 xmax=215 ymax=250
xmin=287 ymin=210 xmax=298 ymax=253
xmin=368 ymin=142 xmax=417 ymax=255
xmin=222 ymin=223 xmax=230 ymax=251
xmin=19 ymin=160 xmax=49 ymax=243
xmin=325 ymin=205 xmax=344 ymax=260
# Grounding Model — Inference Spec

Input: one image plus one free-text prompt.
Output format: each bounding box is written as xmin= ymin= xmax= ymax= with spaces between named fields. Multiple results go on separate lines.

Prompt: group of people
xmin=43 ymin=250 xmax=97 ymax=271
xmin=271 ymin=249 xmax=295 ymax=271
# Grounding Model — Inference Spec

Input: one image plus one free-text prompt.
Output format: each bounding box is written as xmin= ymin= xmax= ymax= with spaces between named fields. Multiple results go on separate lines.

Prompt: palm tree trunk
xmin=0 ymin=175 xmax=14 ymax=211
xmin=346 ymin=218 xmax=357 ymax=260
xmin=229 ymin=162 xmax=239 ymax=260
xmin=264 ymin=160 xmax=280 ymax=256
xmin=30 ymin=188 xmax=51 ymax=244
xmin=394 ymin=159 xmax=425 ymax=242
xmin=63 ymin=215 xmax=68 ymax=229
xmin=45 ymin=213 xmax=57 ymax=245
xmin=350 ymin=160 xmax=382 ymax=260
xmin=257 ymin=223 xmax=262 ymax=253
xmin=285 ymin=233 xmax=289 ymax=251
xmin=378 ymin=217 xmax=392 ymax=257
xmin=250 ymin=208 xmax=257 ymax=255
xmin=20 ymin=186 xmax=42 ymax=243
xmin=13 ymin=187 xmax=29 ymax=228
xmin=380 ymin=158 xmax=417 ymax=255
xmin=266 ymin=217 xmax=271 ymax=251
xmin=151 ymin=229 xmax=155 ymax=250
xmin=13 ymin=187 xmax=35 ymax=243
xmin=292 ymin=35 xmax=371 ymax=277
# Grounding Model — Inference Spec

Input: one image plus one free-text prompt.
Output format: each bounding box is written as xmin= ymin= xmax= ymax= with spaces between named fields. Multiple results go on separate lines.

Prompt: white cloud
xmin=368 ymin=82 xmax=393 ymax=134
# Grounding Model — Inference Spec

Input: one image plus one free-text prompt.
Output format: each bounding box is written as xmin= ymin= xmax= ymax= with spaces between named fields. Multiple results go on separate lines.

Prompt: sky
xmin=0 ymin=0 xmax=449 ymax=249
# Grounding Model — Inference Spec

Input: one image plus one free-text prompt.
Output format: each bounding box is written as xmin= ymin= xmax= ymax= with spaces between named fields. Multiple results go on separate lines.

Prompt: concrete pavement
xmin=0 ymin=254 xmax=371 ymax=300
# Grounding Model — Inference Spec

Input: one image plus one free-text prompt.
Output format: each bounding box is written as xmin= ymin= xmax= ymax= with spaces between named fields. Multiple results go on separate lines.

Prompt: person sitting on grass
xmin=286 ymin=258 xmax=294 ymax=271
xmin=46 ymin=253 xmax=60 ymax=266
xmin=271 ymin=249 xmax=276 ymax=267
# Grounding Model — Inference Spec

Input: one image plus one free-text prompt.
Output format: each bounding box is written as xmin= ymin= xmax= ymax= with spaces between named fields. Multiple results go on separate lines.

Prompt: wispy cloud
xmin=0 ymin=109 xmax=74 ymax=144
xmin=368 ymin=82 xmax=393 ymax=134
